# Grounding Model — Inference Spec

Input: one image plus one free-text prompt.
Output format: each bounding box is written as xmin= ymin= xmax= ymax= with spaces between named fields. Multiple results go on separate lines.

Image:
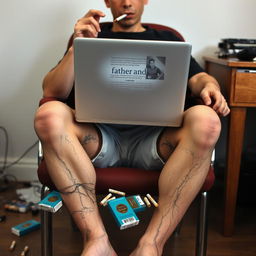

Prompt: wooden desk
xmin=204 ymin=56 xmax=256 ymax=236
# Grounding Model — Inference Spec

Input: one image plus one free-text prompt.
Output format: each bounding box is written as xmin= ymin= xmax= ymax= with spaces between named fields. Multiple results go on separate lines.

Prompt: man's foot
xmin=81 ymin=234 xmax=117 ymax=256
xmin=129 ymin=242 xmax=162 ymax=256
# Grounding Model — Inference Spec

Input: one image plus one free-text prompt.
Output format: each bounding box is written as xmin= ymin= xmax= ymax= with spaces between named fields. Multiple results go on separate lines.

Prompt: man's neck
xmin=111 ymin=23 xmax=146 ymax=33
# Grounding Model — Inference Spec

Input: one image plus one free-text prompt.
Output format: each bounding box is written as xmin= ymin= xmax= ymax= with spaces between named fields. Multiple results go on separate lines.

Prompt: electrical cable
xmin=0 ymin=126 xmax=38 ymax=186
xmin=0 ymin=126 xmax=8 ymax=173
xmin=0 ymin=140 xmax=38 ymax=172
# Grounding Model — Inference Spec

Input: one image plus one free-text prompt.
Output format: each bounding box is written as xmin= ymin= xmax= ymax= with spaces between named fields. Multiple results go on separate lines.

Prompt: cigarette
xmin=144 ymin=197 xmax=151 ymax=207
xmin=108 ymin=196 xmax=116 ymax=202
xmin=146 ymin=194 xmax=159 ymax=207
xmin=114 ymin=14 xmax=127 ymax=22
xmin=9 ymin=240 xmax=16 ymax=251
xmin=100 ymin=193 xmax=112 ymax=205
xmin=108 ymin=188 xmax=126 ymax=196
xmin=102 ymin=196 xmax=116 ymax=206
xmin=20 ymin=246 xmax=29 ymax=256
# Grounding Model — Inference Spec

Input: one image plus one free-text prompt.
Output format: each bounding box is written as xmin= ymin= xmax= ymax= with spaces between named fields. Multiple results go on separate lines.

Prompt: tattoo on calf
xmin=161 ymin=140 xmax=175 ymax=153
xmin=60 ymin=182 xmax=96 ymax=217
xmin=153 ymin=147 xmax=212 ymax=244
xmin=82 ymin=134 xmax=98 ymax=145
xmin=61 ymin=135 xmax=76 ymax=154
xmin=55 ymin=134 xmax=97 ymax=216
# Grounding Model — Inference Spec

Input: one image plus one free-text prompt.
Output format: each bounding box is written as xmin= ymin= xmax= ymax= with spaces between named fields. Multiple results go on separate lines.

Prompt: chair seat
xmin=37 ymin=160 xmax=215 ymax=195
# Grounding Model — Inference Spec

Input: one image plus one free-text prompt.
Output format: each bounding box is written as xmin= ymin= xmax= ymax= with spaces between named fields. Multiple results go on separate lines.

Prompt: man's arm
xmin=188 ymin=72 xmax=230 ymax=116
xmin=42 ymin=48 xmax=75 ymax=99
xmin=42 ymin=9 xmax=105 ymax=99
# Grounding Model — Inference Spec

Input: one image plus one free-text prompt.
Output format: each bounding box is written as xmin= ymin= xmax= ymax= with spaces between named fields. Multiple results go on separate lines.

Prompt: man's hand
xmin=74 ymin=9 xmax=105 ymax=39
xmin=189 ymin=72 xmax=230 ymax=117
xmin=200 ymin=83 xmax=230 ymax=117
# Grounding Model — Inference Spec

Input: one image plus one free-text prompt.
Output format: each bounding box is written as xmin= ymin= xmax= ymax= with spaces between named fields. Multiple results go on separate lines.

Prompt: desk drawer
xmin=234 ymin=70 xmax=256 ymax=103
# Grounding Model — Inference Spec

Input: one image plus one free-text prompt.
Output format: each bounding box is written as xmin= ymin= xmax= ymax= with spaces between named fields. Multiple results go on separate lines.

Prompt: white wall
xmin=1 ymin=0 xmax=256 ymax=180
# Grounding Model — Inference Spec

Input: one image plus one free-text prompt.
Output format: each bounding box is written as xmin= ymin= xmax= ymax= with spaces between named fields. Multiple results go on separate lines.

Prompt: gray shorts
xmin=92 ymin=124 xmax=165 ymax=170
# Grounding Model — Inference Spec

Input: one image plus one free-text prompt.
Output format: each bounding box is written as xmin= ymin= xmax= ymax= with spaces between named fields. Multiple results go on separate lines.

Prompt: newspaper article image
xmin=101 ymin=55 xmax=166 ymax=90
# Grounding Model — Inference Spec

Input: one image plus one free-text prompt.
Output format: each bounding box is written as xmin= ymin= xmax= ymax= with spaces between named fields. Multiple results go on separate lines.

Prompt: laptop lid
xmin=74 ymin=37 xmax=191 ymax=127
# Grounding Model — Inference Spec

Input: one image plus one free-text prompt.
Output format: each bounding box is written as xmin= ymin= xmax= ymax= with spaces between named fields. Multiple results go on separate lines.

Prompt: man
xmin=146 ymin=58 xmax=163 ymax=80
xmin=34 ymin=0 xmax=230 ymax=255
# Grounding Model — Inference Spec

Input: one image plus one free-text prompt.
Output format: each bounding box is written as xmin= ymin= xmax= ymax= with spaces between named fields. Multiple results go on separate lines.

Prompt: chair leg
xmin=41 ymin=186 xmax=53 ymax=256
xmin=173 ymin=218 xmax=183 ymax=237
xmin=195 ymin=191 xmax=208 ymax=256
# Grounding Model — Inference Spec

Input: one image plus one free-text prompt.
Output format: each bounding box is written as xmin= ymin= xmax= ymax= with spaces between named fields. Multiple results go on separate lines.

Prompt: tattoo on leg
xmin=59 ymin=181 xmax=96 ymax=218
xmin=57 ymin=164 xmax=97 ymax=217
xmin=161 ymin=140 xmax=175 ymax=155
xmin=54 ymin=134 xmax=97 ymax=217
xmin=153 ymin=147 xmax=213 ymax=246
xmin=81 ymin=134 xmax=98 ymax=146
xmin=56 ymin=153 xmax=76 ymax=183
xmin=61 ymin=134 xmax=77 ymax=154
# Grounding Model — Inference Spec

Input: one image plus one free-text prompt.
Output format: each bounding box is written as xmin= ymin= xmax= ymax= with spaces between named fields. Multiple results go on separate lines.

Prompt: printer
xmin=218 ymin=38 xmax=256 ymax=61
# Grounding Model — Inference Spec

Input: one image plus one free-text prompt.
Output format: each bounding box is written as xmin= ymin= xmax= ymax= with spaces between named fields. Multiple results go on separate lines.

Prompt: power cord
xmin=0 ymin=126 xmax=8 ymax=173
xmin=0 ymin=126 xmax=38 ymax=191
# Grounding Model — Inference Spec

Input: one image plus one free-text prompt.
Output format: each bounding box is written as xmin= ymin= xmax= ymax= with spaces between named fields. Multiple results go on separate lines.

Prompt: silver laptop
xmin=74 ymin=37 xmax=191 ymax=127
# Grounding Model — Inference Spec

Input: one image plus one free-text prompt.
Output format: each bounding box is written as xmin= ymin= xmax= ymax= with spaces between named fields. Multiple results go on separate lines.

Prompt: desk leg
xmin=223 ymin=107 xmax=246 ymax=236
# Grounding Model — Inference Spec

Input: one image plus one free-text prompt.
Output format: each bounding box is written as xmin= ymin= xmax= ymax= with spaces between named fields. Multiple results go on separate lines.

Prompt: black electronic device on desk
xmin=218 ymin=38 xmax=256 ymax=61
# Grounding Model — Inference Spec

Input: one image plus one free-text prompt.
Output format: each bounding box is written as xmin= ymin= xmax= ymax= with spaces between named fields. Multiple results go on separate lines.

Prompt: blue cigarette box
xmin=126 ymin=195 xmax=146 ymax=212
xmin=11 ymin=219 xmax=40 ymax=236
xmin=38 ymin=190 xmax=62 ymax=213
xmin=108 ymin=197 xmax=139 ymax=230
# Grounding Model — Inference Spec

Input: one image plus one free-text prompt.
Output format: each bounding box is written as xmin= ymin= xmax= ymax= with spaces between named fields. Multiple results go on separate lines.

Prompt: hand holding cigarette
xmin=74 ymin=9 xmax=105 ymax=38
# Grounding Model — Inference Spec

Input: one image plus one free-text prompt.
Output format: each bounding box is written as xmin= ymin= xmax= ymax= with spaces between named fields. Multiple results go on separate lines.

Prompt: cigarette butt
xmin=144 ymin=197 xmax=151 ymax=207
xmin=146 ymin=194 xmax=159 ymax=207
xmin=100 ymin=193 xmax=112 ymax=205
xmin=114 ymin=14 xmax=127 ymax=22
xmin=108 ymin=188 xmax=126 ymax=196
xmin=102 ymin=196 xmax=116 ymax=206
xmin=9 ymin=240 xmax=16 ymax=251
xmin=20 ymin=246 xmax=29 ymax=256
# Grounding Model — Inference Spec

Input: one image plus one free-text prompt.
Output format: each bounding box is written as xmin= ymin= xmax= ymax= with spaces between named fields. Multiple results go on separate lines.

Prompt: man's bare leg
xmin=130 ymin=106 xmax=221 ymax=256
xmin=35 ymin=101 xmax=117 ymax=256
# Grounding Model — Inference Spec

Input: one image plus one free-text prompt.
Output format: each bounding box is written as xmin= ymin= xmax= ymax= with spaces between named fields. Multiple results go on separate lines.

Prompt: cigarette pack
xmin=38 ymin=190 xmax=62 ymax=213
xmin=4 ymin=200 xmax=30 ymax=213
xmin=108 ymin=197 xmax=139 ymax=230
xmin=11 ymin=220 xmax=40 ymax=236
xmin=126 ymin=195 xmax=146 ymax=212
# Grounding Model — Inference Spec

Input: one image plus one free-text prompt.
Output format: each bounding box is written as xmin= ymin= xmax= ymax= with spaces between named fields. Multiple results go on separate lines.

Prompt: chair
xmin=37 ymin=23 xmax=215 ymax=256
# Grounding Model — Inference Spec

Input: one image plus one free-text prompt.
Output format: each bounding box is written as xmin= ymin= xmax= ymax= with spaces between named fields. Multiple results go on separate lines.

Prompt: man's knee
xmin=184 ymin=105 xmax=221 ymax=149
xmin=34 ymin=101 xmax=72 ymax=142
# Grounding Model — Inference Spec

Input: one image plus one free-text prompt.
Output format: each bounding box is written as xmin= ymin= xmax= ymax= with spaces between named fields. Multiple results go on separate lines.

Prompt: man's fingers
xmin=213 ymin=96 xmax=230 ymax=116
xmin=85 ymin=10 xmax=106 ymax=31
xmin=75 ymin=24 xmax=98 ymax=38
xmin=85 ymin=9 xmax=106 ymax=19
xmin=200 ymin=89 xmax=230 ymax=116
xmin=74 ymin=10 xmax=106 ymax=38
xmin=200 ymin=91 xmax=212 ymax=106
